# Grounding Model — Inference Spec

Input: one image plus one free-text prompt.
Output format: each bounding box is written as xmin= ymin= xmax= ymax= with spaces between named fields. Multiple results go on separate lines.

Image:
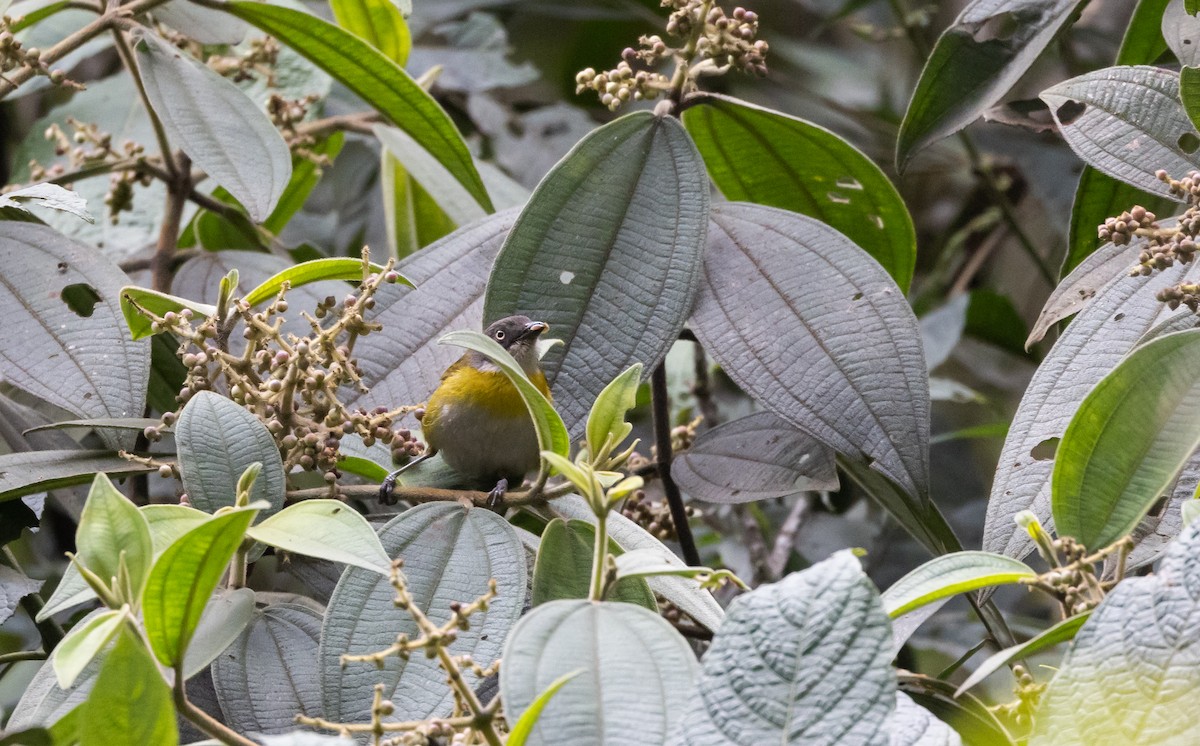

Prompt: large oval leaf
xmin=1053 ymin=330 xmax=1200 ymax=548
xmin=175 ymin=391 xmax=285 ymax=517
xmin=1030 ymin=520 xmax=1200 ymax=745
xmin=319 ymin=502 xmax=526 ymax=722
xmin=483 ymin=111 xmax=708 ymax=434
xmin=881 ymin=551 xmax=1036 ymax=618
xmin=246 ymin=499 xmax=391 ymax=575
xmin=501 ymin=599 xmax=697 ymax=745
xmin=212 ymin=603 xmax=323 ymax=735
xmin=690 ymin=203 xmax=930 ymax=500
xmin=984 ymin=259 xmax=1200 ymax=559
xmin=896 ymin=0 xmax=1084 ymax=169
xmin=0 ymin=450 xmax=158 ymax=504
xmin=674 ymin=411 xmax=838 ymax=504
xmin=0 ymin=223 xmax=149 ymax=450
xmin=223 ymin=0 xmax=492 ymax=212
xmin=1042 ymin=66 xmax=1200 ymax=198
xmin=134 ymin=30 xmax=291 ymax=222
xmin=683 ymin=94 xmax=915 ymax=291
xmin=75 ymin=473 xmax=152 ymax=599
xmin=348 ymin=210 xmax=518 ymax=411
xmin=530 ymin=518 xmax=656 ymax=610
xmin=672 ymin=551 xmax=895 ymax=745
xmin=1028 ymin=239 xmax=1141 ymax=347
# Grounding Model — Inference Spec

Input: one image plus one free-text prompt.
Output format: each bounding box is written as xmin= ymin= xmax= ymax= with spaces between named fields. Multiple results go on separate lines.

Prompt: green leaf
xmin=381 ymin=146 xmax=458 ymax=258
xmin=484 ymin=111 xmax=708 ymax=434
xmin=75 ymin=473 xmax=152 ymax=601
xmin=0 ymin=223 xmax=150 ymax=450
xmin=1053 ymin=329 xmax=1200 ymax=548
xmin=321 ymin=503 xmax=527 ymax=723
xmin=985 ymin=254 xmax=1199 ymax=560
xmin=0 ymin=450 xmax=158 ymax=505
xmin=133 ymin=30 xmax=291 ymax=222
xmin=142 ymin=505 xmax=260 ymax=667
xmin=119 ymin=286 xmax=217 ymax=340
xmin=440 ymin=329 xmax=569 ymax=458
xmin=181 ymin=586 xmax=257 ymax=679
xmin=79 ymin=627 xmax=177 ymax=746
xmin=330 ymin=0 xmax=410 ymax=64
xmin=52 ymin=610 xmax=124 ymax=689
xmin=501 ymin=600 xmax=697 ymax=745
xmin=693 ymin=203 xmax=930 ymax=500
xmin=673 ymin=551 xmax=895 ymax=744
xmin=955 ymin=611 xmax=1091 ymax=695
xmin=0 ymin=565 xmax=41 ymax=626
xmin=898 ymin=673 xmax=1013 ymax=746
xmin=506 ymin=670 xmax=581 ymax=746
xmin=241 ymin=257 xmax=400 ymax=307
xmin=374 ymin=123 xmax=488 ymax=226
xmin=1182 ymin=65 xmax=1200 ymax=132
xmin=1030 ymin=520 xmax=1200 ymax=744
xmin=222 ymin=0 xmax=493 ymax=212
xmin=1190 ymin=0 xmax=1199 ymax=15
xmin=1042 ymin=66 xmax=1200 ymax=198
xmin=881 ymin=551 xmax=1036 ymax=618
xmin=674 ymin=412 xmax=838 ymax=504
xmin=212 ymin=603 xmax=323 ymax=735
xmin=7 ymin=0 xmax=73 ymax=33
xmin=683 ymin=95 xmax=916 ymax=292
xmin=0 ymin=183 xmax=92 ymax=222
xmin=142 ymin=504 xmax=212 ymax=553
xmin=896 ymin=0 xmax=1084 ymax=169
xmin=1118 ymin=0 xmax=1171 ymax=65
xmin=531 ymin=519 xmax=656 ymax=610
xmin=549 ymin=494 xmax=724 ymax=631
xmin=175 ymin=391 xmax=286 ymax=517
xmin=263 ymin=131 xmax=345 ymax=236
xmin=1063 ymin=168 xmax=1175 ymax=277
xmin=584 ymin=363 xmax=642 ymax=463
xmin=246 ymin=499 xmax=391 ymax=575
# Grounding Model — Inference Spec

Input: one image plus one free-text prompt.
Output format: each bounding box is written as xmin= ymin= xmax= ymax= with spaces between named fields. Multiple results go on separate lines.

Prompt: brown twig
xmin=151 ymin=154 xmax=190 ymax=292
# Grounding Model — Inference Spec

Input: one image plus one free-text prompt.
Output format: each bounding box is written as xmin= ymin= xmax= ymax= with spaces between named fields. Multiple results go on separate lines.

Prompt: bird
xmin=378 ymin=315 xmax=551 ymax=506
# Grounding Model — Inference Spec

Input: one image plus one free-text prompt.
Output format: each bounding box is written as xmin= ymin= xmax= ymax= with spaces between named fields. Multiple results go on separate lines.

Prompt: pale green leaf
xmin=119 ymin=286 xmax=217 ymax=340
xmin=585 ymin=363 xmax=641 ymax=463
xmin=246 ymin=499 xmax=391 ymax=575
xmin=881 ymin=551 xmax=1036 ymax=618
xmin=80 ymin=627 xmax=177 ymax=746
xmin=75 ymin=473 xmax=152 ymax=600
xmin=955 ymin=611 xmax=1091 ymax=695
xmin=52 ymin=609 xmax=124 ymax=689
xmin=241 ymin=257 xmax=400 ymax=308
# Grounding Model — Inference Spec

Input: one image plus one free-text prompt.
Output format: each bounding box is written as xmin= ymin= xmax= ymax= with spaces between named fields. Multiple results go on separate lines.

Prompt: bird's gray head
xmin=479 ymin=315 xmax=548 ymax=373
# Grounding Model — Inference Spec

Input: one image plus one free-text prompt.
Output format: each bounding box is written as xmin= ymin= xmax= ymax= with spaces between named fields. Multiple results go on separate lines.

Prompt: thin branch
xmin=152 ymin=154 xmax=190 ymax=292
xmin=295 ymin=111 xmax=382 ymax=138
xmin=765 ymin=495 xmax=810 ymax=579
xmin=173 ymin=661 xmax=258 ymax=746
xmin=0 ymin=649 xmax=47 ymax=665
xmin=287 ymin=480 xmax=575 ymax=509
xmin=109 ymin=27 xmax=179 ymax=181
xmin=652 ymin=362 xmax=701 ymax=566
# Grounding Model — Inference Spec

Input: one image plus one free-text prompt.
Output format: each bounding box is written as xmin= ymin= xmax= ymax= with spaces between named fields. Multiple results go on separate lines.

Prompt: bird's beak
xmin=522 ymin=320 xmax=549 ymax=339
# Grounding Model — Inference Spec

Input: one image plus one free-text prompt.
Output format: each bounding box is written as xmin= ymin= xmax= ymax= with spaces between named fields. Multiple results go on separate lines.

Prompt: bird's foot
xmin=378 ymin=469 xmax=403 ymax=505
xmin=486 ymin=478 xmax=509 ymax=509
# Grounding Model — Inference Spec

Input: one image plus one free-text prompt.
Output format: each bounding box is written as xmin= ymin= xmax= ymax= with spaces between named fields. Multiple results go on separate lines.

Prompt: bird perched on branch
xmin=379 ymin=315 xmax=551 ymax=505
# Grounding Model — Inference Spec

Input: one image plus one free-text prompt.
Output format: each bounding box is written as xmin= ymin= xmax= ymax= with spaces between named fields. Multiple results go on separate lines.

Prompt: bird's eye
xmin=495 ymin=330 xmax=506 ymax=340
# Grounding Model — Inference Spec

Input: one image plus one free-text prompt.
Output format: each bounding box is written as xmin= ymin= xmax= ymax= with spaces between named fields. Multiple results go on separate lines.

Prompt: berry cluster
xmin=0 ymin=22 xmax=73 ymax=87
xmin=1100 ymin=205 xmax=1157 ymax=247
xmin=136 ymin=254 xmax=421 ymax=490
xmin=575 ymin=0 xmax=768 ymax=111
xmin=1110 ymin=171 xmax=1200 ymax=310
xmin=621 ymin=488 xmax=697 ymax=541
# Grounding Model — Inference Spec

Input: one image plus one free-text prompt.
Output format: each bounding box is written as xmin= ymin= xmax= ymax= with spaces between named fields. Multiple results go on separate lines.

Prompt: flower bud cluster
xmin=267 ymin=93 xmax=329 ymax=164
xmin=1100 ymin=205 xmax=1156 ymax=247
xmin=620 ymin=488 xmax=697 ymax=541
xmin=575 ymin=1 xmax=768 ymax=111
xmin=1 ymin=21 xmax=73 ymax=86
xmin=1112 ymin=171 xmax=1200 ymax=311
xmin=206 ymin=35 xmax=280 ymax=85
xmin=25 ymin=119 xmax=150 ymax=224
xmin=138 ymin=257 xmax=418 ymax=488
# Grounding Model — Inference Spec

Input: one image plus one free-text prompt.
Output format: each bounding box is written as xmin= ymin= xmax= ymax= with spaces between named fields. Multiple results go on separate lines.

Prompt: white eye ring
xmin=495 ymin=330 xmax=506 ymax=340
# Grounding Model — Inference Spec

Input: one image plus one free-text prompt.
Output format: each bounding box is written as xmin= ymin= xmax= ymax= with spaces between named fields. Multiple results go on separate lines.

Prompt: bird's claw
xmin=486 ymin=478 xmax=509 ymax=509
xmin=379 ymin=471 xmax=401 ymax=505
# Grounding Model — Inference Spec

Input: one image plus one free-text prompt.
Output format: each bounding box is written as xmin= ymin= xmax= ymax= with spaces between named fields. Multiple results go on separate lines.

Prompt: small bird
xmin=379 ymin=315 xmax=551 ymax=505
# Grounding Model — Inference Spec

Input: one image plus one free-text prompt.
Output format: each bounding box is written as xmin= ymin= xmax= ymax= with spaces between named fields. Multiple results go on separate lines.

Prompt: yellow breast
xmin=423 ymin=366 xmax=551 ymax=447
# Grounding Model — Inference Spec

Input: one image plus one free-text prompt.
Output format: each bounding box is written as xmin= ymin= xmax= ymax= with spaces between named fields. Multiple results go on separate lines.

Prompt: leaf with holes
xmin=320 ymin=502 xmax=526 ymax=722
xmin=213 ymin=604 xmax=323 ymax=735
xmin=691 ymin=203 xmax=929 ymax=500
xmin=484 ymin=111 xmax=708 ymax=435
xmin=1165 ymin=0 xmax=1200 ymax=66
xmin=672 ymin=551 xmax=895 ymax=745
xmin=174 ymin=391 xmax=285 ymax=517
xmin=1042 ymin=66 xmax=1200 ymax=198
xmin=1053 ymin=330 xmax=1200 ymax=548
xmin=1029 ymin=520 xmax=1200 ymax=744
xmin=134 ymin=30 xmax=291 ymax=222
xmin=502 ymin=600 xmax=697 ymax=746
xmin=347 ymin=211 xmax=518 ymax=412
xmin=1029 ymin=240 xmax=1141 ymax=346
xmin=896 ymin=0 xmax=1085 ymax=169
xmin=223 ymin=0 xmax=491 ymax=212
xmin=674 ymin=412 xmax=838 ymax=504
xmin=683 ymin=94 xmax=915 ymax=291
xmin=984 ymin=260 xmax=1200 ymax=561
xmin=0 ymin=223 xmax=150 ymax=450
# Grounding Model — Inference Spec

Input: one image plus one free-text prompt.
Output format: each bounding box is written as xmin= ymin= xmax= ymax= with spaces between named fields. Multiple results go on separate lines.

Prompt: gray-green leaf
xmin=674 ymin=412 xmax=838 ymax=504
xmin=0 ymin=182 xmax=92 ymax=222
xmin=501 ymin=599 xmax=697 ymax=745
xmin=320 ymin=503 xmax=526 ymax=722
xmin=0 ymin=565 xmax=41 ymax=626
xmin=175 ymin=391 xmax=285 ymax=517
xmin=672 ymin=551 xmax=895 ymax=745
xmin=0 ymin=223 xmax=150 ymax=450
xmin=246 ymin=500 xmax=391 ymax=575
xmin=691 ymin=203 xmax=929 ymax=500
xmin=134 ymin=30 xmax=291 ymax=222
xmin=484 ymin=111 xmax=708 ymax=435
